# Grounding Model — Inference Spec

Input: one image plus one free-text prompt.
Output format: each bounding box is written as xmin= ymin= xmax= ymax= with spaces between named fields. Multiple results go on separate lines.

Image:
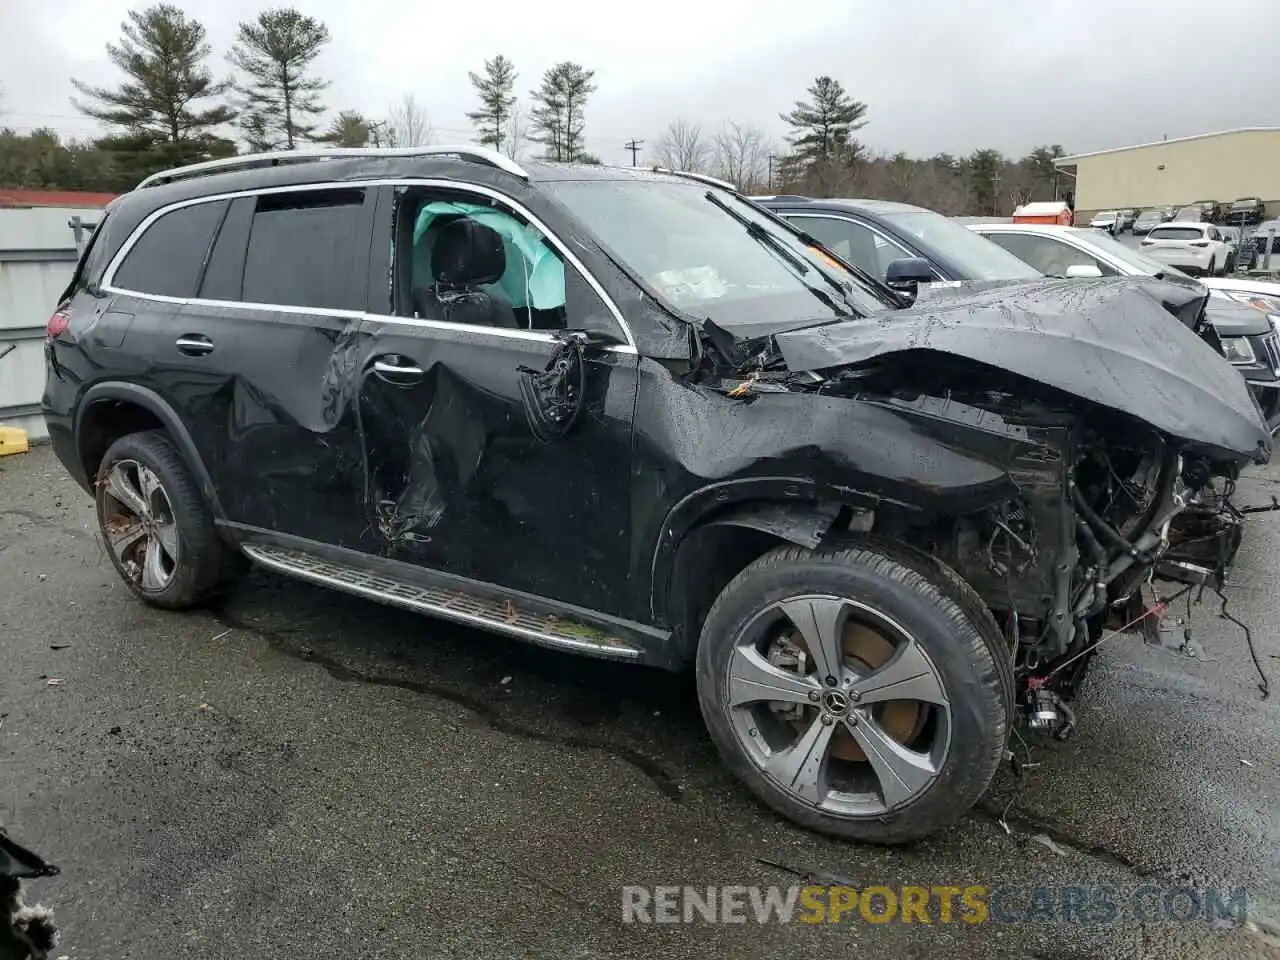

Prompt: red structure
xmin=0 ymin=189 xmax=118 ymax=208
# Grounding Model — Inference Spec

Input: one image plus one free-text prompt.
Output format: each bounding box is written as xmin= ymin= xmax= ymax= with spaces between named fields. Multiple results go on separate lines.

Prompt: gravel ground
xmin=1 ymin=443 xmax=1277 ymax=959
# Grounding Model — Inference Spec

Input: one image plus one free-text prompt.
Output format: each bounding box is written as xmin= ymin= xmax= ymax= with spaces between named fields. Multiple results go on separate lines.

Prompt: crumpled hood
xmin=773 ymin=276 xmax=1272 ymax=463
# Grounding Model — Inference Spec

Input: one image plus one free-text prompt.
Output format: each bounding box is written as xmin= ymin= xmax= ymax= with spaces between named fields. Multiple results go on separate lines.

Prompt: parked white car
xmin=1089 ymin=210 xmax=1120 ymax=231
xmin=966 ymin=222 xmax=1280 ymax=304
xmin=1140 ymin=222 xmax=1232 ymax=275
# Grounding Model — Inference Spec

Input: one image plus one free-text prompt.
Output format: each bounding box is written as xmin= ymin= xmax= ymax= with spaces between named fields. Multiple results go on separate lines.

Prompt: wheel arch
xmin=75 ymin=381 xmax=225 ymax=520
xmin=650 ymin=478 xmax=891 ymax=661
xmin=650 ymin=471 xmax=1026 ymax=663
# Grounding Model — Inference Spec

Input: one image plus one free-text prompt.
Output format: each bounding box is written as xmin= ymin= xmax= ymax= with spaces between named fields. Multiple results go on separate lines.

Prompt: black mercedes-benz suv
xmin=43 ymin=147 xmax=1271 ymax=843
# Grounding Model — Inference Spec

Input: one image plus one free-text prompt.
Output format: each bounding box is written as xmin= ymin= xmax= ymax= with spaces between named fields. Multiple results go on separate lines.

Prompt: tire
xmin=696 ymin=538 xmax=1011 ymax=844
xmin=1206 ymin=256 xmax=1216 ymax=276
xmin=1225 ymin=253 xmax=1236 ymax=274
xmin=94 ymin=429 xmax=235 ymax=609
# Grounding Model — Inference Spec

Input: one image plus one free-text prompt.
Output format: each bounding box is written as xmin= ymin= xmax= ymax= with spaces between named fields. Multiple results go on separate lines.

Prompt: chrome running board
xmin=241 ymin=544 xmax=643 ymax=660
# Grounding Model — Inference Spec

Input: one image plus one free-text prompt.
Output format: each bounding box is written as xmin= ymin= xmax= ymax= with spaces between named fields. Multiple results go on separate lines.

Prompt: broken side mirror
xmin=1065 ymin=263 xmax=1104 ymax=279
xmin=885 ymin=257 xmax=933 ymax=296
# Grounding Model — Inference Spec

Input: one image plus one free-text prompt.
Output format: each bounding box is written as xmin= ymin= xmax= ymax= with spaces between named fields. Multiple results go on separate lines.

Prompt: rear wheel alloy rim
xmin=101 ymin=460 xmax=179 ymax=591
xmin=726 ymin=595 xmax=952 ymax=817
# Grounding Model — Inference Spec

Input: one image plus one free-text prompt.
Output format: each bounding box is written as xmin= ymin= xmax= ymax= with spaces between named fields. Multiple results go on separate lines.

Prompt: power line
xmin=624 ymin=138 xmax=643 ymax=166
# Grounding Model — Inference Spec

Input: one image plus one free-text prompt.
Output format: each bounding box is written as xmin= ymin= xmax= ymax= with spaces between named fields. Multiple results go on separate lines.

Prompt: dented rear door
xmin=171 ymin=187 xmax=375 ymax=545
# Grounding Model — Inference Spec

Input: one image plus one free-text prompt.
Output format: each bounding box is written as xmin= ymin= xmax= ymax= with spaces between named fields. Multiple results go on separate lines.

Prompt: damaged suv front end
xmin=761 ymin=278 xmax=1269 ymax=719
xmin=548 ymin=170 xmax=1269 ymax=788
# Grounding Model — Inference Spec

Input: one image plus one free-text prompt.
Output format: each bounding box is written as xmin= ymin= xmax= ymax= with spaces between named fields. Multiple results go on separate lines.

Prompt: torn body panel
xmin=352 ymin=318 xmax=639 ymax=615
xmin=634 ymin=357 xmax=1082 ymax=632
xmin=772 ymin=277 xmax=1272 ymax=464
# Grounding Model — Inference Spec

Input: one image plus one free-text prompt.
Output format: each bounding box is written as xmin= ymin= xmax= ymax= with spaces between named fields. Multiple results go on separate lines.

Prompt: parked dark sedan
xmin=750 ymin=196 xmax=1042 ymax=283
xmin=1132 ymin=208 xmax=1167 ymax=235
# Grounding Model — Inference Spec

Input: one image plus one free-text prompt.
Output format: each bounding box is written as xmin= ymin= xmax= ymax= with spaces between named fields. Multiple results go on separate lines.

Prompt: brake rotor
xmin=790 ymin=621 xmax=922 ymax=762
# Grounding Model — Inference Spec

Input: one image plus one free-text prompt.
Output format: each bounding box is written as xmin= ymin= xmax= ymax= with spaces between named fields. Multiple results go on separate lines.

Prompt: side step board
xmin=241 ymin=544 xmax=644 ymax=661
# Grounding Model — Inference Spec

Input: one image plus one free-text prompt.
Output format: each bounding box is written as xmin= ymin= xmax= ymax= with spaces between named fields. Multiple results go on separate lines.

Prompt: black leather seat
xmin=411 ymin=218 xmax=518 ymax=329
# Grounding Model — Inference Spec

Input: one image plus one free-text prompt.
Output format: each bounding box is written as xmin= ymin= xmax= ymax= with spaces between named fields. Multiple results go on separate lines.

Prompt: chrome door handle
xmin=373 ymin=358 xmax=424 ymax=384
xmin=175 ymin=335 xmax=213 ymax=356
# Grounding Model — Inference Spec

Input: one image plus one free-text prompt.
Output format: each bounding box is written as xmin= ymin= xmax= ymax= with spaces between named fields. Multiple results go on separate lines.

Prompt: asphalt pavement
xmin=1 ymin=444 xmax=1278 ymax=959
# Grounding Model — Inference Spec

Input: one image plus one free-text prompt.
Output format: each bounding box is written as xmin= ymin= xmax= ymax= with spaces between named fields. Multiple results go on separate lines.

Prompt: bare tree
xmin=654 ymin=119 xmax=709 ymax=172
xmin=882 ymin=151 xmax=918 ymax=202
xmin=386 ymin=93 xmax=433 ymax=147
xmin=713 ymin=121 xmax=766 ymax=191
xmin=503 ymin=101 xmax=530 ymax=160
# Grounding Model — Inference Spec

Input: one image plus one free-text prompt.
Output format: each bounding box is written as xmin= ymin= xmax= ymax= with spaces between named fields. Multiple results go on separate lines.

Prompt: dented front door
xmin=353 ymin=319 xmax=639 ymax=615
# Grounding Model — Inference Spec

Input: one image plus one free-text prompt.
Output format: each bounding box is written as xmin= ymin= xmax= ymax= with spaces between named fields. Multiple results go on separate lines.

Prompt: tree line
xmin=655 ymin=76 xmax=1069 ymax=213
xmin=0 ymin=4 xmax=1070 ymax=215
xmin=0 ymin=3 xmax=601 ymax=191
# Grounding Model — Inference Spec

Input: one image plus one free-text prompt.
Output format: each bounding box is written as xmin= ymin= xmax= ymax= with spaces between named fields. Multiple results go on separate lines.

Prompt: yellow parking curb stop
xmin=0 ymin=425 xmax=30 ymax=456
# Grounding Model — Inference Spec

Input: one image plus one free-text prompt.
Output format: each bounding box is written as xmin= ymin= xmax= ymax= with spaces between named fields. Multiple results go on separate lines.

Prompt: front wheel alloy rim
xmin=726 ymin=595 xmax=952 ymax=817
xmin=101 ymin=459 xmax=180 ymax=591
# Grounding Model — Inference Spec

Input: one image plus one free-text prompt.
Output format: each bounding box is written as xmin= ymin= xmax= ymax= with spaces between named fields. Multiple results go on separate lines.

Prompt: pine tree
xmin=70 ymin=4 xmax=235 ymax=173
xmin=318 ymin=110 xmax=371 ymax=147
xmin=466 ymin=56 xmax=517 ymax=152
xmin=228 ymin=8 xmax=331 ymax=150
xmin=780 ymin=76 xmax=867 ymax=167
xmin=1026 ymin=144 xmax=1066 ymax=189
xmin=529 ymin=62 xmax=596 ymax=163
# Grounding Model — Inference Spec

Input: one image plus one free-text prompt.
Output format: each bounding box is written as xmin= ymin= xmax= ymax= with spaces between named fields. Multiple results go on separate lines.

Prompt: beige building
xmin=1054 ymin=127 xmax=1280 ymax=220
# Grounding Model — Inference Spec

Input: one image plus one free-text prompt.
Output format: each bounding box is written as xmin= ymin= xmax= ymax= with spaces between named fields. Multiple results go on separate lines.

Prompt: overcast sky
xmin=2 ymin=0 xmax=1276 ymax=165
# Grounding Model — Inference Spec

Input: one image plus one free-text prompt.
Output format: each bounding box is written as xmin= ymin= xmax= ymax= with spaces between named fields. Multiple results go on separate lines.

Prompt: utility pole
xmin=368 ymin=120 xmax=390 ymax=148
xmin=624 ymin=138 xmax=644 ymax=166
xmin=991 ymin=173 xmax=1001 ymax=215
xmin=768 ymin=154 xmax=777 ymax=191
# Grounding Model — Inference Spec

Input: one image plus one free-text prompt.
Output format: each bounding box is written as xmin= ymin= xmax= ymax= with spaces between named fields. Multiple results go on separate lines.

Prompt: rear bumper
xmin=1146 ymin=249 xmax=1214 ymax=272
xmin=40 ymin=359 xmax=91 ymax=495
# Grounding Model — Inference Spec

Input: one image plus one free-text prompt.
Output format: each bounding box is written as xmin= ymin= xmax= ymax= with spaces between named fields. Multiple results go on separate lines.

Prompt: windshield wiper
xmin=703 ymin=191 xmax=858 ymax=316
xmin=704 ymin=191 xmax=812 ymax=274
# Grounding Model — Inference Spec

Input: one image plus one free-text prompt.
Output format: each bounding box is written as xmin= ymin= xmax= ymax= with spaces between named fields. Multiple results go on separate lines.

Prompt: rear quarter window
xmin=240 ymin=189 xmax=366 ymax=311
xmin=111 ymin=200 xmax=230 ymax=298
xmin=1148 ymin=226 xmax=1205 ymax=241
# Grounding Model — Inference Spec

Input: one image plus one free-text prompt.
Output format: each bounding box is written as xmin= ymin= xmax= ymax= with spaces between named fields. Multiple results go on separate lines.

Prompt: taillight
xmin=47 ymin=308 xmax=70 ymax=338
xmin=1190 ymin=241 xmax=1209 ymax=248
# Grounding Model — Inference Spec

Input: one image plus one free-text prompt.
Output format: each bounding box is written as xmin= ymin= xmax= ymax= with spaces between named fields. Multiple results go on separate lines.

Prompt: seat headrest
xmin=431 ymin=218 xmax=506 ymax=286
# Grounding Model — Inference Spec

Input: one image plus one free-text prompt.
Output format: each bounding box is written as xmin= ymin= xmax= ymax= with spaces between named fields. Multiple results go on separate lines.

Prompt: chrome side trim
xmin=359 ymin=314 xmax=638 ymax=354
xmin=241 ymin=544 xmax=643 ymax=660
xmin=100 ymin=178 xmax=638 ymax=351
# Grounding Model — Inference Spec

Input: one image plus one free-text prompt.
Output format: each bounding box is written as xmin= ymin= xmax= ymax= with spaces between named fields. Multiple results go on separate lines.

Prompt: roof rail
xmin=647 ymin=167 xmax=738 ymax=191
xmin=137 ymin=145 xmax=529 ymax=190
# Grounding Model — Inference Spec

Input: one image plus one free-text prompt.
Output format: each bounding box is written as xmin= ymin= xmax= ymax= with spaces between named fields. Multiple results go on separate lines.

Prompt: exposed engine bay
xmin=811 ymin=361 xmax=1246 ymax=737
xmin=678 ymin=278 xmax=1269 ymax=738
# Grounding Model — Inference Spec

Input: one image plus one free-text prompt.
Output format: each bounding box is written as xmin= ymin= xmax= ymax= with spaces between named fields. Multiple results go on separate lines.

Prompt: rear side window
xmin=985 ymin=233 xmax=1116 ymax=277
xmin=241 ymin=189 xmax=366 ymax=311
xmin=1149 ymin=226 xmax=1206 ymax=241
xmin=111 ymin=201 xmax=228 ymax=298
xmin=788 ymin=214 xmax=912 ymax=281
